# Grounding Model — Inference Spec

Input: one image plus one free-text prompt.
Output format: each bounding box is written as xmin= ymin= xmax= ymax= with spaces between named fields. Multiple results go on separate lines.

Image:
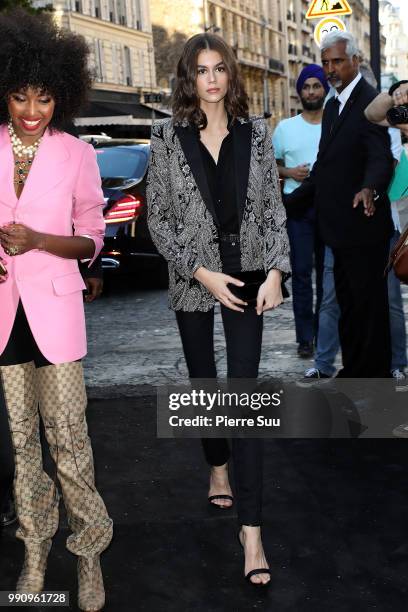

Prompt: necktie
xmin=330 ymin=97 xmax=341 ymax=134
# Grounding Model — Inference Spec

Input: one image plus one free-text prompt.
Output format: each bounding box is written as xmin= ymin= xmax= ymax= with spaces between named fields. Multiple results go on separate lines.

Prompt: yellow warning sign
xmin=306 ymin=0 xmax=352 ymax=20
xmin=314 ymin=17 xmax=347 ymax=47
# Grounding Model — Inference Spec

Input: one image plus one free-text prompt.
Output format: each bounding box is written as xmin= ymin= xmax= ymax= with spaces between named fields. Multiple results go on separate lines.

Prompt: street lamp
xmin=370 ymin=0 xmax=381 ymax=90
xmin=260 ymin=15 xmax=270 ymax=117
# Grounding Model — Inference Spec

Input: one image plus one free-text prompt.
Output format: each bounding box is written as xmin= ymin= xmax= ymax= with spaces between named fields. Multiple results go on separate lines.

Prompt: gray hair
xmin=320 ymin=31 xmax=359 ymax=58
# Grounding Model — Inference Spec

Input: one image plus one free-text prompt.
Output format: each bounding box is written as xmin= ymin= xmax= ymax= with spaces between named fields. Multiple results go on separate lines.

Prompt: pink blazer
xmin=0 ymin=126 xmax=105 ymax=364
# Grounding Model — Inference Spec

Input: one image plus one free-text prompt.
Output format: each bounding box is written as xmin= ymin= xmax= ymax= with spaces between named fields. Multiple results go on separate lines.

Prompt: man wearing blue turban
xmin=272 ymin=64 xmax=329 ymax=360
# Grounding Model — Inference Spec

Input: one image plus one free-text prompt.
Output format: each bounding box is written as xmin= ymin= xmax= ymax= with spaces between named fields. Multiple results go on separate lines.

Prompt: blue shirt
xmin=272 ymin=114 xmax=322 ymax=194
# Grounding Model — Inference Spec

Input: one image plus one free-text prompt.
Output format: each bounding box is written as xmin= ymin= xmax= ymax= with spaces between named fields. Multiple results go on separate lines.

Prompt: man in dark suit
xmin=286 ymin=31 xmax=394 ymax=377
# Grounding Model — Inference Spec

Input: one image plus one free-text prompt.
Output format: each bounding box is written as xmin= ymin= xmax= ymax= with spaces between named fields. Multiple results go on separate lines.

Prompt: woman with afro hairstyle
xmin=0 ymin=9 xmax=112 ymax=611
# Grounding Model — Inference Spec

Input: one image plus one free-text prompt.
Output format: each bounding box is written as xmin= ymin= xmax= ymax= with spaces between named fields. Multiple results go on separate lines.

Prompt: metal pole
xmin=261 ymin=16 xmax=269 ymax=116
xmin=370 ymin=0 xmax=381 ymax=91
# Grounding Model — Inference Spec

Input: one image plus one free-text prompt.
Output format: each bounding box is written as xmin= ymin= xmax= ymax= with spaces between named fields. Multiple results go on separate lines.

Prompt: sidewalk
xmin=2 ymin=397 xmax=407 ymax=611
xmin=83 ymin=282 xmax=408 ymax=399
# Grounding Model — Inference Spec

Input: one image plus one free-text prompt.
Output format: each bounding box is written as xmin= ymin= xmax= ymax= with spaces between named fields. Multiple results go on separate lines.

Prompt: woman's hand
xmin=84 ymin=277 xmax=103 ymax=303
xmin=0 ymin=257 xmax=8 ymax=282
xmin=256 ymin=269 xmax=283 ymax=315
xmin=194 ymin=267 xmax=247 ymax=312
xmin=0 ymin=223 xmax=43 ymax=256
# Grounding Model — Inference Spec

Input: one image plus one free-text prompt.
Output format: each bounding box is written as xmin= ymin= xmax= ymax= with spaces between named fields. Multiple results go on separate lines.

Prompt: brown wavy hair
xmin=172 ymin=33 xmax=249 ymax=129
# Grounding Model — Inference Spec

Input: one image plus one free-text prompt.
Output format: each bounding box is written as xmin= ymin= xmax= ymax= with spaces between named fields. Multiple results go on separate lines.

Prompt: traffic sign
xmin=306 ymin=0 xmax=352 ymax=20
xmin=314 ymin=16 xmax=347 ymax=47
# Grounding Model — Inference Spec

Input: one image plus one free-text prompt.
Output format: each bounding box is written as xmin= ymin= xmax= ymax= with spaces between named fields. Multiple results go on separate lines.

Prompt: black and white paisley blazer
xmin=146 ymin=115 xmax=290 ymax=311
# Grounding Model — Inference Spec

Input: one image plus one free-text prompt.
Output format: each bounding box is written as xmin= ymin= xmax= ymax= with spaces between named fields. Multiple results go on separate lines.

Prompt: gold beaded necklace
xmin=8 ymin=120 xmax=42 ymax=186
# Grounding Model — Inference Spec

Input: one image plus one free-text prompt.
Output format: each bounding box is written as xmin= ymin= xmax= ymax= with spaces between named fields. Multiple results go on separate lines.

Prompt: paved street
xmin=83 ymin=199 xmax=408 ymax=398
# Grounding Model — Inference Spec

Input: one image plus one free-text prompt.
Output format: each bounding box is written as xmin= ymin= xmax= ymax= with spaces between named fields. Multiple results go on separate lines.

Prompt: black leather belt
xmin=219 ymin=233 xmax=240 ymax=245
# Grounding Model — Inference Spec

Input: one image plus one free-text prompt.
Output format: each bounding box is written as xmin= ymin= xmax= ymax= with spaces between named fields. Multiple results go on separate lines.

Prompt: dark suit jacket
xmin=285 ymin=77 xmax=394 ymax=248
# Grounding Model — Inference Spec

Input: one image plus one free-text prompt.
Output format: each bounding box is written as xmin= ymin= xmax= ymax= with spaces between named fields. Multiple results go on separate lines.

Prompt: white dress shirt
xmin=335 ymin=72 xmax=362 ymax=114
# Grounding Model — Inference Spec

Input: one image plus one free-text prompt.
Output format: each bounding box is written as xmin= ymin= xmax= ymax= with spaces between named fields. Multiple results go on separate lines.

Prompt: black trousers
xmin=0 ymin=301 xmax=51 ymax=368
xmin=0 ymin=301 xmax=51 ymax=513
xmin=176 ymin=306 xmax=264 ymax=525
xmin=332 ymin=240 xmax=391 ymax=377
xmin=0 ymin=381 xmax=14 ymax=513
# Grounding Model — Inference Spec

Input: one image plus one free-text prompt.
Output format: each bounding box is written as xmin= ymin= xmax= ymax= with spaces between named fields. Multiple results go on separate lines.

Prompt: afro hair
xmin=0 ymin=8 xmax=92 ymax=130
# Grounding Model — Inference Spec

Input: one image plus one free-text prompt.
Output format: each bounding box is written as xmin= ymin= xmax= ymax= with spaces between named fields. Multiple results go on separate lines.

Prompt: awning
xmin=74 ymin=99 xmax=170 ymax=127
xmin=75 ymin=115 xmax=154 ymax=127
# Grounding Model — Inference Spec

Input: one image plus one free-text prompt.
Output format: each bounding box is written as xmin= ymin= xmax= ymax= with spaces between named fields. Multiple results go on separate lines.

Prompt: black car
xmin=93 ymin=139 xmax=168 ymax=286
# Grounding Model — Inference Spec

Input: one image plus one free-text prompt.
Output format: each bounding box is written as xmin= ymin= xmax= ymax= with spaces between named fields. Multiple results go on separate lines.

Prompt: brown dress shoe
xmin=78 ymin=555 xmax=105 ymax=612
xmin=17 ymin=539 xmax=52 ymax=593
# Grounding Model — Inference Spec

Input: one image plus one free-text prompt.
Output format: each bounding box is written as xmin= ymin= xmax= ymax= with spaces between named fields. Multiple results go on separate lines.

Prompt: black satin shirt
xmin=197 ymin=127 xmax=239 ymax=234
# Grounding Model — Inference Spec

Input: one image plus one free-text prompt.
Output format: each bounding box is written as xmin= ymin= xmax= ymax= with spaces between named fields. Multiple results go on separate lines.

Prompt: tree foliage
xmin=0 ymin=0 xmax=53 ymax=13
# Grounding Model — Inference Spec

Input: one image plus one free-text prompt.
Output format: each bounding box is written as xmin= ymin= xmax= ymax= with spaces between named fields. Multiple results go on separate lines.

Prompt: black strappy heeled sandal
xmin=237 ymin=530 xmax=271 ymax=586
xmin=208 ymin=494 xmax=234 ymax=508
xmin=244 ymin=567 xmax=272 ymax=585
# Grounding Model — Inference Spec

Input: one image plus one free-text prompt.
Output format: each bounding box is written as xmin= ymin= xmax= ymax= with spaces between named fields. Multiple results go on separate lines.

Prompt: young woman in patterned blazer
xmin=147 ymin=33 xmax=290 ymax=586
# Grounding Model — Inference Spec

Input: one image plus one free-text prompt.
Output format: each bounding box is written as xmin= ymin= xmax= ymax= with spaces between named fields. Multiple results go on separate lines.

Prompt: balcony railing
xmin=302 ymin=45 xmax=312 ymax=58
xmin=269 ymin=58 xmax=285 ymax=73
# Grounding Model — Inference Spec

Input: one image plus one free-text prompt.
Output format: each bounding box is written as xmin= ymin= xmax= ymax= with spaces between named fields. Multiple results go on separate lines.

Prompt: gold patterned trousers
xmin=0 ymin=361 xmax=113 ymax=556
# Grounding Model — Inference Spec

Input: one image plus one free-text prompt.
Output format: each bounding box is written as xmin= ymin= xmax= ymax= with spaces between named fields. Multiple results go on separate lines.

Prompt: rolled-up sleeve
xmin=73 ymin=144 xmax=105 ymax=267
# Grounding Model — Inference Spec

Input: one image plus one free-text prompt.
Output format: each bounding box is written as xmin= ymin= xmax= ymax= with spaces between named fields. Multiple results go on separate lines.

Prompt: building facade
xmin=285 ymin=0 xmax=318 ymax=115
xmin=150 ymin=0 xmax=291 ymax=125
xmin=33 ymin=0 xmax=162 ymax=133
xmin=379 ymin=0 xmax=408 ymax=87
xmin=345 ymin=0 xmax=386 ymax=77
xmin=34 ymin=1 xmax=391 ymax=129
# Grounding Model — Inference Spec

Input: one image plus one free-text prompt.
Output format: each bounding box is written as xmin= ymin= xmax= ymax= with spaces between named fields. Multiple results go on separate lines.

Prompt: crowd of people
xmin=0 ymin=6 xmax=407 ymax=608
xmin=274 ymin=35 xmax=408 ymax=385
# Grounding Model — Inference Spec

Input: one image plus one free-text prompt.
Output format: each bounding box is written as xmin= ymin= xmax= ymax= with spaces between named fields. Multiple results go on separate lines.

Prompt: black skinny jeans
xmin=0 ymin=301 xmax=51 ymax=512
xmin=0 ymin=382 xmax=14 ymax=513
xmin=176 ymin=304 xmax=264 ymax=526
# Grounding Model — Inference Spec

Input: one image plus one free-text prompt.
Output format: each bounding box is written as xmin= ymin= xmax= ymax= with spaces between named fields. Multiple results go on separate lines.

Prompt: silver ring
xmin=7 ymin=245 xmax=19 ymax=256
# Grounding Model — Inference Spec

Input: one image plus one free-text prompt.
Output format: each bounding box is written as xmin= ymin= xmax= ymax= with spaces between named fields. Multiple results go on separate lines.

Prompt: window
xmin=94 ymin=0 xmax=101 ymax=18
xmin=111 ymin=44 xmax=120 ymax=83
xmin=124 ymin=46 xmax=132 ymax=86
xmin=118 ymin=0 xmax=126 ymax=26
xmin=94 ymin=39 xmax=104 ymax=82
xmin=133 ymin=0 xmax=142 ymax=30
xmin=109 ymin=0 xmax=116 ymax=22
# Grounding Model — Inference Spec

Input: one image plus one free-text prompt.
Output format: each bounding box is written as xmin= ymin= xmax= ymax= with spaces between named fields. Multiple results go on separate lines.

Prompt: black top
xmin=197 ymin=123 xmax=239 ymax=234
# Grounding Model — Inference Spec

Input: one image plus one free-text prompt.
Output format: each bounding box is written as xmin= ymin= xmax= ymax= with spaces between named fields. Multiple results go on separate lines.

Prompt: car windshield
xmin=95 ymin=147 xmax=148 ymax=180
